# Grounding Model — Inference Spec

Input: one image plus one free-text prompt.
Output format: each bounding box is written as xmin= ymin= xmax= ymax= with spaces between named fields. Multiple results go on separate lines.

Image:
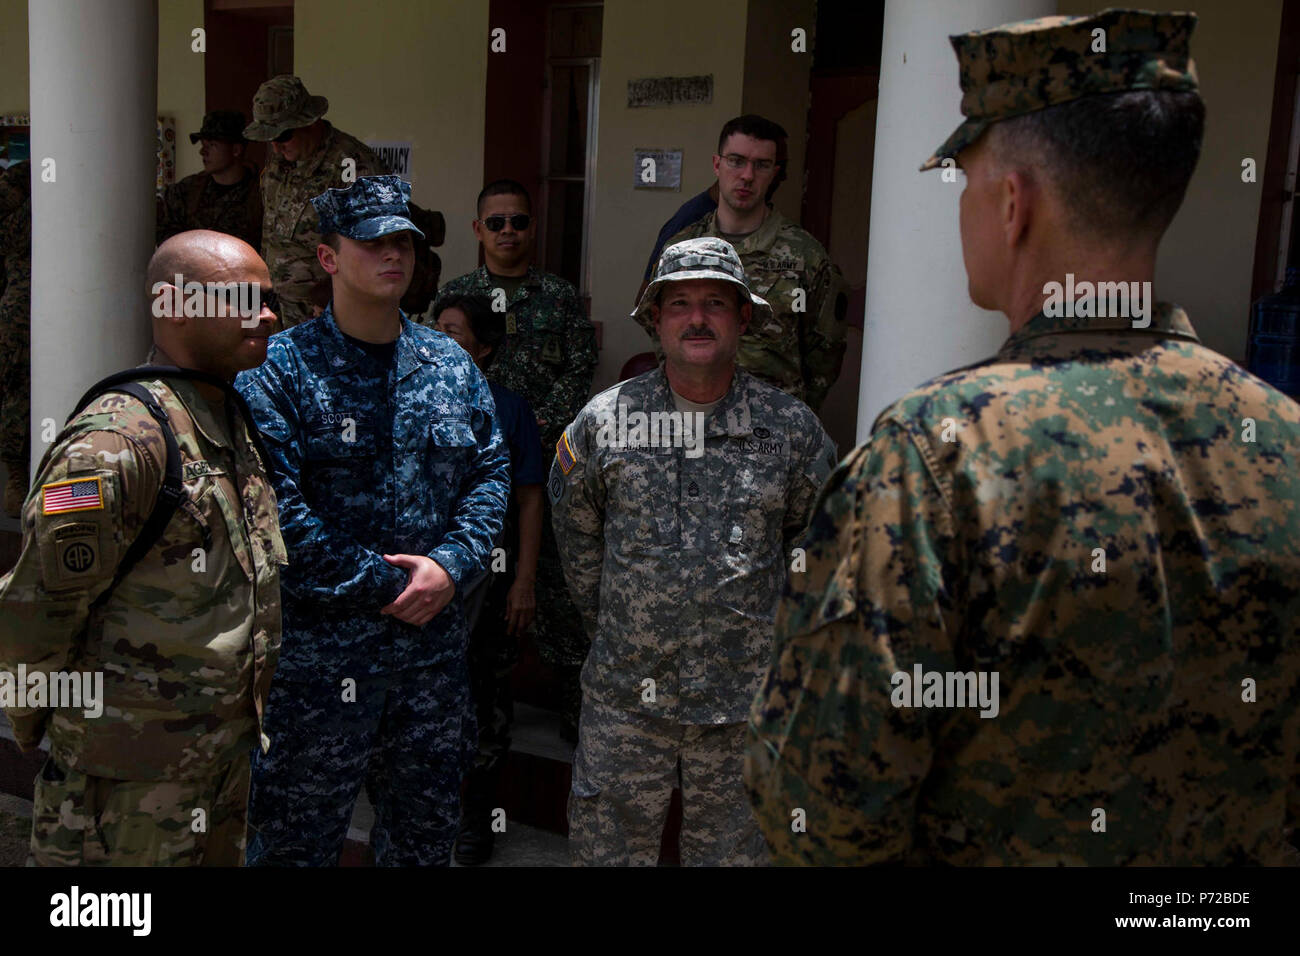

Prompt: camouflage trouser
xmin=0 ymin=278 xmax=31 ymax=472
xmin=246 ymin=663 xmax=473 ymax=867
xmin=567 ymin=696 xmax=770 ymax=866
xmin=466 ymin=567 xmax=520 ymax=776
xmin=29 ymin=751 xmax=250 ymax=866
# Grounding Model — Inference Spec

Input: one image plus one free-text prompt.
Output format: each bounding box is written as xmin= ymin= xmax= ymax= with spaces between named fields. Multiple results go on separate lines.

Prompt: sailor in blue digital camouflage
xmin=746 ymin=9 xmax=1300 ymax=866
xmin=237 ymin=175 xmax=510 ymax=866
xmin=244 ymin=75 xmax=392 ymax=329
xmin=0 ymin=230 xmax=284 ymax=865
xmin=430 ymin=179 xmax=597 ymax=736
xmin=551 ymin=237 xmax=836 ymax=865
xmin=663 ymin=115 xmax=848 ymax=412
xmin=0 ymin=158 xmax=31 ymax=516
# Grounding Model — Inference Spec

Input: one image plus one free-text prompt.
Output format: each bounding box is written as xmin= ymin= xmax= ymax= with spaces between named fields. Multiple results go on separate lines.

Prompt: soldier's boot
xmin=3 ymin=460 xmax=27 ymax=518
xmin=454 ymin=766 xmax=500 ymax=866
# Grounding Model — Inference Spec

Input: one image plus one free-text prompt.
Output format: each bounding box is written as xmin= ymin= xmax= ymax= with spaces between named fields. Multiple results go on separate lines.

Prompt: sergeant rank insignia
xmin=41 ymin=477 xmax=104 ymax=515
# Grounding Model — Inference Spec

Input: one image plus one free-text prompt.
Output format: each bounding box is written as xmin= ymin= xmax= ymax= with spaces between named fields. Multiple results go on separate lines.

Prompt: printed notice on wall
xmin=627 ymin=76 xmax=713 ymax=108
xmin=367 ymin=141 xmax=413 ymax=183
xmin=634 ymin=149 xmax=683 ymax=190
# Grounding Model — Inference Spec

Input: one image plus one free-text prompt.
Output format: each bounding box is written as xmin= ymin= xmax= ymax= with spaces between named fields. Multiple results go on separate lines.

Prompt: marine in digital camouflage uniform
xmin=244 ymin=76 xmax=392 ymax=329
xmin=156 ymin=110 xmax=263 ymax=250
xmin=431 ymin=180 xmax=598 ymax=732
xmin=552 ymin=237 xmax=836 ymax=865
xmin=237 ymin=176 xmax=510 ymax=867
xmin=0 ymin=159 xmax=31 ymax=516
xmin=0 ymin=230 xmax=285 ymax=865
xmin=663 ymin=116 xmax=847 ymax=413
xmin=746 ymin=9 xmax=1300 ymax=866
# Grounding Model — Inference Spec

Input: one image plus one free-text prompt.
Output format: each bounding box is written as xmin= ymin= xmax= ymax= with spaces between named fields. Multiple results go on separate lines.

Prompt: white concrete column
xmin=27 ymin=0 xmax=158 ymax=477
xmin=857 ymin=0 xmax=1055 ymax=442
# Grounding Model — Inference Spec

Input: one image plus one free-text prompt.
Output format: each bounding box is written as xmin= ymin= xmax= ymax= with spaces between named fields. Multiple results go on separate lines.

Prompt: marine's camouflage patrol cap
xmin=244 ymin=75 xmax=330 ymax=141
xmin=632 ymin=236 xmax=772 ymax=337
xmin=920 ymin=7 xmax=1198 ymax=171
xmin=311 ymin=175 xmax=425 ymax=242
xmin=189 ymin=110 xmax=248 ymax=144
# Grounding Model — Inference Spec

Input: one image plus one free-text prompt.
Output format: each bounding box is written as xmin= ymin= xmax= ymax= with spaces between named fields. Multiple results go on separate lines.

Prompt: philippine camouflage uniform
xmin=0 ymin=375 xmax=285 ymax=865
xmin=746 ymin=10 xmax=1300 ymax=866
xmin=259 ymin=122 xmax=390 ymax=328
xmin=431 ymin=266 xmax=598 ymax=711
xmin=157 ymin=169 xmax=263 ymax=250
xmin=0 ymin=160 xmax=31 ymax=492
xmin=236 ymin=307 xmax=510 ymax=866
xmin=664 ymin=210 xmax=848 ymax=412
xmin=550 ymin=364 xmax=836 ymax=865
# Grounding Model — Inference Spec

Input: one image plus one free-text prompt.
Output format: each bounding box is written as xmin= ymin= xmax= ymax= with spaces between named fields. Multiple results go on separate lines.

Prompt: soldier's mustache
xmin=681 ymin=326 xmax=716 ymax=339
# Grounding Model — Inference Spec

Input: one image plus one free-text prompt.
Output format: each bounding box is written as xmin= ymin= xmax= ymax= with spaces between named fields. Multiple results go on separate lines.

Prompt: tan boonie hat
xmin=631 ymin=237 xmax=772 ymax=337
xmin=921 ymin=8 xmax=1198 ymax=171
xmin=243 ymin=75 xmax=330 ymax=141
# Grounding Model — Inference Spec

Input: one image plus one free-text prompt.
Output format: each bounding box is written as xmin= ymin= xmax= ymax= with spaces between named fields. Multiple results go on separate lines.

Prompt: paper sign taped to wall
xmin=367 ymin=141 xmax=413 ymax=183
xmin=634 ymin=149 xmax=683 ymax=190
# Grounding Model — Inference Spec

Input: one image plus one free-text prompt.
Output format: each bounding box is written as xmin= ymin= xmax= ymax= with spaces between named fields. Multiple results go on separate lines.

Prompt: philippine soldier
xmin=666 ymin=115 xmax=848 ymax=413
xmin=0 ymin=230 xmax=284 ymax=865
xmin=552 ymin=237 xmax=836 ymax=865
xmin=156 ymin=110 xmax=263 ymax=249
xmin=431 ymin=179 xmax=597 ymax=739
xmin=746 ymin=10 xmax=1300 ymax=866
xmin=243 ymin=75 xmax=391 ymax=329
xmin=0 ymin=158 xmax=31 ymax=516
xmin=237 ymin=176 xmax=510 ymax=867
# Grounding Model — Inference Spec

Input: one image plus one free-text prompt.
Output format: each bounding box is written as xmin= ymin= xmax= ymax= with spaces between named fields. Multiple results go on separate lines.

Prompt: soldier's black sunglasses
xmin=258 ymin=290 xmax=280 ymax=315
xmin=481 ymin=214 xmax=531 ymax=232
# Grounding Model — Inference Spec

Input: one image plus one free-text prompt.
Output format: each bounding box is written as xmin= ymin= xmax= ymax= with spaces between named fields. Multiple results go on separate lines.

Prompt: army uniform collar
xmin=165 ymin=376 xmax=239 ymax=451
xmin=317 ymin=302 xmax=438 ymax=379
xmin=472 ymin=264 xmax=544 ymax=294
xmin=1000 ymin=301 xmax=1200 ymax=355
xmin=644 ymin=364 xmax=758 ymax=438
xmin=701 ymin=207 xmax=789 ymax=255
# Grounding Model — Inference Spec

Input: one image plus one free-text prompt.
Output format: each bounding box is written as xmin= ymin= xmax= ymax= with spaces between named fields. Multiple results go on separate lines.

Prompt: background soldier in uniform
xmin=237 ymin=176 xmax=510 ymax=866
xmin=667 ymin=115 xmax=848 ymax=413
xmin=0 ymin=158 xmax=31 ymax=516
xmin=0 ymin=230 xmax=284 ymax=865
xmin=243 ymin=75 xmax=391 ymax=329
xmin=157 ymin=110 xmax=263 ymax=250
xmin=551 ymin=237 xmax=835 ymax=865
xmin=746 ymin=9 xmax=1300 ymax=865
xmin=432 ymin=179 xmax=597 ymax=739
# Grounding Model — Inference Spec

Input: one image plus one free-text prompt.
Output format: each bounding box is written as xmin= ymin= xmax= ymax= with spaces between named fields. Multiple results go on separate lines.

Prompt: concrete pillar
xmin=27 ymin=0 xmax=158 ymax=478
xmin=857 ymin=0 xmax=1055 ymax=441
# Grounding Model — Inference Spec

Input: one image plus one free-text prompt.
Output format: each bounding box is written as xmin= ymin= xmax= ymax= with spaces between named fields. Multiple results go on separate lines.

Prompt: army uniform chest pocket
xmin=603 ymin=447 xmax=679 ymax=551
xmin=187 ymin=477 xmax=255 ymax=585
xmin=720 ymin=453 xmax=788 ymax=554
xmin=427 ymin=418 xmax=477 ymax=488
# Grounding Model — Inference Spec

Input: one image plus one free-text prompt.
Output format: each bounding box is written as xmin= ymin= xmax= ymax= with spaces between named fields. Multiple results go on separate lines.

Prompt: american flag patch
xmin=41 ymin=477 xmax=105 ymax=515
xmin=556 ymin=431 xmax=577 ymax=475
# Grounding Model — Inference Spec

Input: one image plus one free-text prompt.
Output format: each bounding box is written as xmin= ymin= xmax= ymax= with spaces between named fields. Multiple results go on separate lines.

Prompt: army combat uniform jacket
xmin=0 ymin=377 xmax=285 ymax=780
xmin=235 ymin=307 xmax=511 ymax=679
xmin=260 ymin=122 xmax=391 ymax=327
xmin=550 ymin=366 xmax=836 ymax=724
xmin=746 ymin=304 xmax=1300 ymax=865
xmin=668 ymin=210 xmax=848 ymax=411
xmin=157 ymin=167 xmax=263 ymax=250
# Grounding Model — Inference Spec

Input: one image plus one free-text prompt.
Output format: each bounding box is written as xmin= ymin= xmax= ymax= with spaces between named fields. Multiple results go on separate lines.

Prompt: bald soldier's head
xmin=149 ymin=230 xmax=276 ymax=380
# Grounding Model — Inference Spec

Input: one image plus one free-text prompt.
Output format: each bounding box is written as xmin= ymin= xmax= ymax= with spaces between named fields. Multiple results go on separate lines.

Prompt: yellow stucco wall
xmin=1058 ymin=0 xmax=1284 ymax=362
xmin=293 ymin=0 xmax=489 ymax=285
xmin=587 ymin=0 xmax=750 ymax=391
xmin=158 ymin=0 xmax=207 ymax=181
xmin=0 ymin=0 xmax=28 ymax=114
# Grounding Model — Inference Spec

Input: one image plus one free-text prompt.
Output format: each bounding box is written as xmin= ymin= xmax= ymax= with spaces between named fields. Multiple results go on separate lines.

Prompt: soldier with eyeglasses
xmin=429 ymin=179 xmax=598 ymax=757
xmin=667 ymin=115 xmax=849 ymax=414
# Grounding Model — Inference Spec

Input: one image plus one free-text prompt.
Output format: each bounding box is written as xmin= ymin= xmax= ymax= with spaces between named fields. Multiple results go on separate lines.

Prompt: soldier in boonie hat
xmin=920 ymin=7 xmax=1198 ymax=171
xmin=189 ymin=110 xmax=248 ymax=145
xmin=310 ymin=175 xmax=426 ymax=242
xmin=631 ymin=236 xmax=771 ymax=337
xmin=243 ymin=75 xmax=330 ymax=142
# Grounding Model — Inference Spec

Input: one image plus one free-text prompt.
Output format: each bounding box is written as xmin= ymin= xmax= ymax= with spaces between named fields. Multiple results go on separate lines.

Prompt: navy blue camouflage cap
xmin=310 ymin=175 xmax=426 ymax=241
xmin=632 ymin=236 xmax=772 ymax=337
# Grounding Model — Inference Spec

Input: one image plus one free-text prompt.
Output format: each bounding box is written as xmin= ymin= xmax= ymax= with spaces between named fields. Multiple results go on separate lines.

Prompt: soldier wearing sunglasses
xmin=430 ymin=179 xmax=597 ymax=742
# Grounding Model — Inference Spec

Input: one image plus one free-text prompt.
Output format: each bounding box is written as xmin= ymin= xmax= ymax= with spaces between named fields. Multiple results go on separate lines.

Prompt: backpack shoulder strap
xmin=71 ymin=376 xmax=185 ymax=612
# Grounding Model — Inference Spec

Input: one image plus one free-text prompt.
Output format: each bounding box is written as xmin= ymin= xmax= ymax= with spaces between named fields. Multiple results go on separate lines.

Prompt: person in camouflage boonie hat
xmin=189 ymin=110 xmax=248 ymax=145
xmin=244 ymin=75 xmax=330 ymax=142
xmin=920 ymin=7 xmax=1198 ymax=171
xmin=631 ymin=236 xmax=772 ymax=337
xmin=311 ymin=175 xmax=426 ymax=242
